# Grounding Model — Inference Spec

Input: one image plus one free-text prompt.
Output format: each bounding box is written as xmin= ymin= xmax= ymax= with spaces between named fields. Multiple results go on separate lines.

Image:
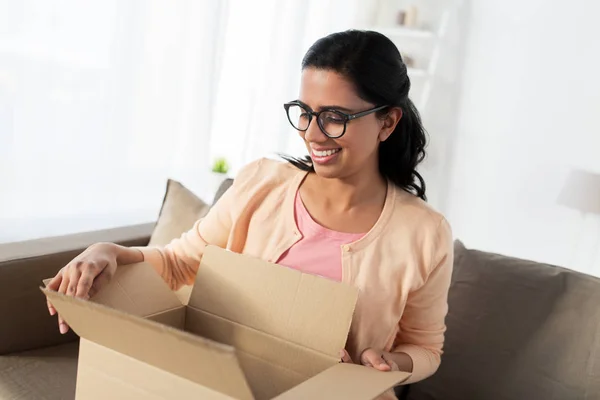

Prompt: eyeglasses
xmin=283 ymin=101 xmax=389 ymax=139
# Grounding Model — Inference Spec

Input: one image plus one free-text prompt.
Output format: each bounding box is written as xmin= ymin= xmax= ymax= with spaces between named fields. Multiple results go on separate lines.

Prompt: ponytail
xmin=379 ymin=98 xmax=427 ymax=200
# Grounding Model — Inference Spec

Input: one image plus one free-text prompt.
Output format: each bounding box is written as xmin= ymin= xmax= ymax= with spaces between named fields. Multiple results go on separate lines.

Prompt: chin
xmin=311 ymin=162 xmax=344 ymax=179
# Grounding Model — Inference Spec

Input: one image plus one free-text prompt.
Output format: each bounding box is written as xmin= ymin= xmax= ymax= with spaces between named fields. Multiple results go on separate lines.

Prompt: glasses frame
xmin=283 ymin=101 xmax=389 ymax=139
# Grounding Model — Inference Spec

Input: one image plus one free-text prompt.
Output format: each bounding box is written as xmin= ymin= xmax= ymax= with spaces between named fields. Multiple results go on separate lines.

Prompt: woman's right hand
xmin=46 ymin=242 xmax=119 ymax=334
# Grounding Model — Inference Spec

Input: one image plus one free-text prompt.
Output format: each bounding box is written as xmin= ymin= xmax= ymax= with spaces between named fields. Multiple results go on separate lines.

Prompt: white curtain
xmin=0 ymin=0 xmax=371 ymax=243
xmin=209 ymin=0 xmax=372 ymax=172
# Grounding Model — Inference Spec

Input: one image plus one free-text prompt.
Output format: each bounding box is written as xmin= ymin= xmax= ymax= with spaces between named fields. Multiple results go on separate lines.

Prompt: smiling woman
xmin=45 ymin=29 xmax=453 ymax=400
xmin=282 ymin=30 xmax=427 ymax=201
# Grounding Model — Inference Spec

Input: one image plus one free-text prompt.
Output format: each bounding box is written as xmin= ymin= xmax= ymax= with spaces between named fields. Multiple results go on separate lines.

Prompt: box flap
xmin=44 ymin=261 xmax=182 ymax=317
xmin=41 ymin=287 xmax=254 ymax=400
xmin=189 ymin=246 xmax=359 ymax=358
xmin=272 ymin=363 xmax=411 ymax=400
xmin=77 ymin=339 xmax=235 ymax=399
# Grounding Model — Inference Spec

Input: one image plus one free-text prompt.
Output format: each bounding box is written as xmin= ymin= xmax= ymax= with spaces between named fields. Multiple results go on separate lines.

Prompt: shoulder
xmin=387 ymin=186 xmax=453 ymax=267
xmin=392 ymin=188 xmax=450 ymax=232
xmin=231 ymin=157 xmax=302 ymax=196
xmin=236 ymin=157 xmax=300 ymax=183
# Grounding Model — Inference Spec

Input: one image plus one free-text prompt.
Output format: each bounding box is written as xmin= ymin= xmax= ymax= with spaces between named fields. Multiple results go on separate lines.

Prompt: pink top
xmin=276 ymin=191 xmax=365 ymax=281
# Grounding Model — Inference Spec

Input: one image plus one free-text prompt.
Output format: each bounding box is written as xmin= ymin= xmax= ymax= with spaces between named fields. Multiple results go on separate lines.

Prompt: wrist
xmin=91 ymin=242 xmax=142 ymax=265
xmin=90 ymin=242 xmax=119 ymax=256
xmin=114 ymin=244 xmax=144 ymax=265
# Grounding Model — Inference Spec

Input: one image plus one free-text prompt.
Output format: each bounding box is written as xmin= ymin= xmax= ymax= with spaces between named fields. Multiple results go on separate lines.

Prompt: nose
xmin=303 ymin=117 xmax=328 ymax=143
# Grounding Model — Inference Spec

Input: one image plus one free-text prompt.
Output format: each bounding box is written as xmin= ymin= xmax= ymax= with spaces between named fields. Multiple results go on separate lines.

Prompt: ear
xmin=379 ymin=107 xmax=403 ymax=142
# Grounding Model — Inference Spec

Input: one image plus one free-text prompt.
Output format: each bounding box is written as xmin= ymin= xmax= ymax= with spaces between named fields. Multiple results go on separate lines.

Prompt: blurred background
xmin=1 ymin=0 xmax=599 ymax=277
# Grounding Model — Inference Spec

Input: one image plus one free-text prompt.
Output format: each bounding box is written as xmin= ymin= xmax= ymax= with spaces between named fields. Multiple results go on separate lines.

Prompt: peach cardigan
xmin=140 ymin=158 xmax=454 ymax=384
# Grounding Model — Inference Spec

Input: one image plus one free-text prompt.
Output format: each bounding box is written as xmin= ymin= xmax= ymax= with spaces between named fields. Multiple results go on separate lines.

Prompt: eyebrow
xmin=296 ymin=100 xmax=355 ymax=113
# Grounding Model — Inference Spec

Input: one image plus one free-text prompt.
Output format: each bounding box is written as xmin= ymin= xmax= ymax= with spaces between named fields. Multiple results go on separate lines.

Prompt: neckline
xmin=294 ymin=191 xmax=367 ymax=240
xmin=286 ymin=170 xmax=396 ymax=251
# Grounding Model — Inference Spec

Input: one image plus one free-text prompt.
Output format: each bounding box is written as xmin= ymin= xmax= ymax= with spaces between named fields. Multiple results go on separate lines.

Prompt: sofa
xmin=1 ymin=178 xmax=599 ymax=400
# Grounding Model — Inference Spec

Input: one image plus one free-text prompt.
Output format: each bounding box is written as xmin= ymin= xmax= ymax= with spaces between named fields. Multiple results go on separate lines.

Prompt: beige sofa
xmin=1 ymin=178 xmax=599 ymax=400
xmin=0 ymin=223 xmax=153 ymax=399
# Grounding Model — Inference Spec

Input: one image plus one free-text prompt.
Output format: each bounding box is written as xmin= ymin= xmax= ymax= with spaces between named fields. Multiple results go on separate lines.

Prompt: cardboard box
xmin=42 ymin=246 xmax=410 ymax=399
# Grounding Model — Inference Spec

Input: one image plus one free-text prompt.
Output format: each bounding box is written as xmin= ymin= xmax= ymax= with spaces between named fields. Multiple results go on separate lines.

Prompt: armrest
xmin=0 ymin=223 xmax=154 ymax=355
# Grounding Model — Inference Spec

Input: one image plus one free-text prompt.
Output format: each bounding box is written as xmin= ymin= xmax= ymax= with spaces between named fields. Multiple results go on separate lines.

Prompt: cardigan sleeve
xmin=392 ymin=217 xmax=454 ymax=383
xmin=137 ymin=159 xmax=263 ymax=290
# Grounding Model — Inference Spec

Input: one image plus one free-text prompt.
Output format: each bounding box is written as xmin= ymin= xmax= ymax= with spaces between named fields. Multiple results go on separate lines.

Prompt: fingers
xmin=67 ymin=266 xmax=81 ymax=297
xmin=361 ymin=348 xmax=391 ymax=372
xmin=341 ymin=348 xmax=393 ymax=372
xmin=87 ymin=282 xmax=98 ymax=299
xmin=58 ymin=272 xmax=70 ymax=295
xmin=47 ymin=298 xmax=57 ymax=316
xmin=46 ymin=271 xmax=63 ymax=316
xmin=56 ymin=274 xmax=70 ymax=334
xmin=57 ymin=316 xmax=69 ymax=334
xmin=340 ymin=349 xmax=353 ymax=363
xmin=46 ymin=248 xmax=113 ymax=335
xmin=75 ymin=270 xmax=95 ymax=299
xmin=92 ymin=267 xmax=111 ymax=295
xmin=46 ymin=271 xmax=63 ymax=291
xmin=381 ymin=353 xmax=400 ymax=371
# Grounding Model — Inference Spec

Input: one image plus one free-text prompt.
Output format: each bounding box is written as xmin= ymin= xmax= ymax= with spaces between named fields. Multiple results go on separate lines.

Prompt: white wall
xmin=443 ymin=0 xmax=600 ymax=275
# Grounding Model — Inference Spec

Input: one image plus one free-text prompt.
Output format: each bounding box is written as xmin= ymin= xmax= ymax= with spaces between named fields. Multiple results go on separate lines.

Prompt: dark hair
xmin=283 ymin=29 xmax=427 ymax=200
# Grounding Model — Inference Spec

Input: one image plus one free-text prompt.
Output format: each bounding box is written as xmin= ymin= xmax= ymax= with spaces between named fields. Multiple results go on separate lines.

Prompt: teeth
xmin=314 ymin=149 xmax=340 ymax=157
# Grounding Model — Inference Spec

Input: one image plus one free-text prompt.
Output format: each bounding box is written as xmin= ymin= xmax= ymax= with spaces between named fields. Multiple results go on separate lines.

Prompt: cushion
xmin=148 ymin=179 xmax=211 ymax=247
xmin=0 ymin=341 xmax=79 ymax=400
xmin=407 ymin=241 xmax=600 ymax=400
xmin=213 ymin=178 xmax=234 ymax=205
xmin=149 ymin=179 xmax=211 ymax=304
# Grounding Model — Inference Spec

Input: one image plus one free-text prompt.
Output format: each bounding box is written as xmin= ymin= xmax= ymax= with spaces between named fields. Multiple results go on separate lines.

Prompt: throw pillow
xmin=149 ymin=179 xmax=211 ymax=304
xmin=149 ymin=179 xmax=210 ymax=247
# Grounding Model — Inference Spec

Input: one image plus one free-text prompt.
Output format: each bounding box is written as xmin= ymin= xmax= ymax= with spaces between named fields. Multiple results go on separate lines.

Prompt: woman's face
xmin=297 ymin=67 xmax=399 ymax=181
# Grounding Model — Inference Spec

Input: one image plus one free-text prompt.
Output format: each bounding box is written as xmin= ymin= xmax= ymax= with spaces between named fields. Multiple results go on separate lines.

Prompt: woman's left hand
xmin=340 ymin=348 xmax=400 ymax=372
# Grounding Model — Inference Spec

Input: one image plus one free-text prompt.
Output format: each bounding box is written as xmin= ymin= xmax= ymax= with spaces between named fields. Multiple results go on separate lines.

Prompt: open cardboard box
xmin=42 ymin=246 xmax=410 ymax=399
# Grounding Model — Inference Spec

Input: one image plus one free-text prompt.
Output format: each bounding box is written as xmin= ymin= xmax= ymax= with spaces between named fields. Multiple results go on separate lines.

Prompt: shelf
xmin=370 ymin=26 xmax=435 ymax=39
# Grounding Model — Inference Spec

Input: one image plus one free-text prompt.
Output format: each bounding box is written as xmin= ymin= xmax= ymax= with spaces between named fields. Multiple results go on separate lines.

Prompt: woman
xmin=46 ymin=30 xmax=453 ymax=389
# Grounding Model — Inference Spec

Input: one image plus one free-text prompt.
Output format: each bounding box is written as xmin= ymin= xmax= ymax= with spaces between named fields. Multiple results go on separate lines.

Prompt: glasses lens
xmin=286 ymin=104 xmax=310 ymax=131
xmin=318 ymin=111 xmax=346 ymax=137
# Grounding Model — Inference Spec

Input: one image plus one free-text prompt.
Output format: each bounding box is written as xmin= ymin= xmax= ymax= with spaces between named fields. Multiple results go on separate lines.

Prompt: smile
xmin=312 ymin=148 xmax=341 ymax=157
xmin=310 ymin=148 xmax=342 ymax=165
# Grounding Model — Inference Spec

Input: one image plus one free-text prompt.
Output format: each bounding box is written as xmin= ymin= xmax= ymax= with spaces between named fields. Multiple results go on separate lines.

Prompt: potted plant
xmin=208 ymin=157 xmax=230 ymax=199
xmin=211 ymin=157 xmax=230 ymax=175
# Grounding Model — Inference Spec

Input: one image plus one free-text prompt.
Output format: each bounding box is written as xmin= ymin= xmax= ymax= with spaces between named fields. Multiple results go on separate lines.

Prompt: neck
xmin=310 ymin=168 xmax=387 ymax=211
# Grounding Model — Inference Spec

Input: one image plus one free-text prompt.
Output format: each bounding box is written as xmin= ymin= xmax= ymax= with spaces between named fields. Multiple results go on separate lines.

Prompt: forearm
xmin=383 ymin=351 xmax=413 ymax=373
xmin=127 ymin=220 xmax=209 ymax=290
